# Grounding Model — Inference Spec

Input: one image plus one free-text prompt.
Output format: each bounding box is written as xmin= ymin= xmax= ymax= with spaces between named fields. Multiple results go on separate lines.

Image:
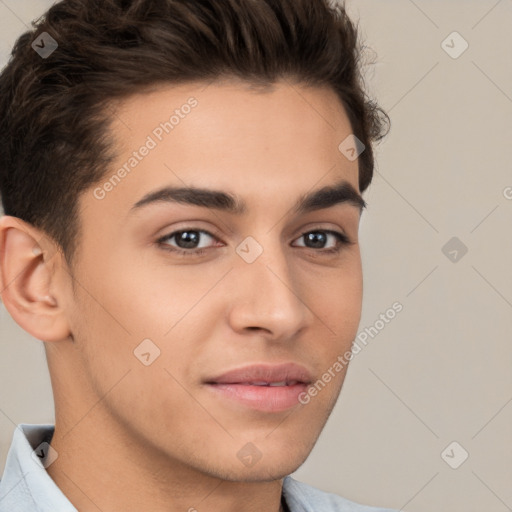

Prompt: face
xmin=53 ymin=79 xmax=364 ymax=481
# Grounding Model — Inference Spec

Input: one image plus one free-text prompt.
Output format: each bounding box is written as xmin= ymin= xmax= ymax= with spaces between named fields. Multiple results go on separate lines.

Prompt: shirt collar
xmin=0 ymin=424 xmax=77 ymax=511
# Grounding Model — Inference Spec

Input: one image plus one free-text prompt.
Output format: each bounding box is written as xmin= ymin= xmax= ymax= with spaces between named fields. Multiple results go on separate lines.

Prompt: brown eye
xmin=157 ymin=229 xmax=220 ymax=256
xmin=293 ymin=230 xmax=350 ymax=252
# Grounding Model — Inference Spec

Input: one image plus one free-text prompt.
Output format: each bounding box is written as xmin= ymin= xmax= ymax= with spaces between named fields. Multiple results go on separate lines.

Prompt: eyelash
xmin=156 ymin=228 xmax=353 ymax=258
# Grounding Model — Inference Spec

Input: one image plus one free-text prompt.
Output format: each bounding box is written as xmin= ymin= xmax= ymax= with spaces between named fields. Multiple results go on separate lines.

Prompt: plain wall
xmin=0 ymin=1 xmax=511 ymax=511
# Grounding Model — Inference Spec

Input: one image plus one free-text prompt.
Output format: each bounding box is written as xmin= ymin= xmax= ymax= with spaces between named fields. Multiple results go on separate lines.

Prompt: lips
xmin=204 ymin=363 xmax=313 ymax=413
xmin=206 ymin=362 xmax=313 ymax=385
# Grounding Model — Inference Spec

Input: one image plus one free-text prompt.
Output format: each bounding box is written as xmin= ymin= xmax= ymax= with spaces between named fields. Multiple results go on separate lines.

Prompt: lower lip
xmin=206 ymin=383 xmax=309 ymax=413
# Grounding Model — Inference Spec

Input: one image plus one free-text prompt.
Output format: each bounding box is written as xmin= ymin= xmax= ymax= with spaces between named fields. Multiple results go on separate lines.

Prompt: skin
xmin=0 ymin=79 xmax=364 ymax=512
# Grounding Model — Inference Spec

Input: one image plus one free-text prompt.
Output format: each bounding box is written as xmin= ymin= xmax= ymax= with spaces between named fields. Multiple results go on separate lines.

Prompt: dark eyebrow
xmin=294 ymin=180 xmax=366 ymax=214
xmin=129 ymin=179 xmax=366 ymax=215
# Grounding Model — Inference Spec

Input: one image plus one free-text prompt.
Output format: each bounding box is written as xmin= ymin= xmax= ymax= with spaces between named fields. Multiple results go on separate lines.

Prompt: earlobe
xmin=0 ymin=215 xmax=71 ymax=342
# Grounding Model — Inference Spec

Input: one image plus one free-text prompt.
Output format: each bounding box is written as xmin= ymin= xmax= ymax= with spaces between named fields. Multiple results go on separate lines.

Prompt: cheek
xmin=76 ymin=249 xmax=216 ymax=340
xmin=68 ymin=250 xmax=221 ymax=392
xmin=315 ymin=259 xmax=363 ymax=335
xmin=302 ymin=264 xmax=363 ymax=412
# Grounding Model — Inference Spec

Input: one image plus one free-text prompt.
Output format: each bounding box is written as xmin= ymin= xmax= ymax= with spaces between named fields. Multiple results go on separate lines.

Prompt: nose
xmin=226 ymin=239 xmax=313 ymax=341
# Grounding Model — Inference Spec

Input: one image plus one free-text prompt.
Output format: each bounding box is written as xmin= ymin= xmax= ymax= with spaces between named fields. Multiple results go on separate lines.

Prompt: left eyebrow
xmin=129 ymin=179 xmax=366 ymax=216
xmin=294 ymin=180 xmax=366 ymax=215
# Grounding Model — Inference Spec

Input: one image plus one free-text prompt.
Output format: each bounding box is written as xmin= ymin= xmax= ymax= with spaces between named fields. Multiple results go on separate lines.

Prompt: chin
xmin=210 ymin=460 xmax=304 ymax=483
xmin=204 ymin=443 xmax=312 ymax=483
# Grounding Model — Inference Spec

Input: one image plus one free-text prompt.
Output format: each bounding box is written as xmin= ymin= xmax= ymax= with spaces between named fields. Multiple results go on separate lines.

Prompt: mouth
xmin=204 ymin=363 xmax=313 ymax=413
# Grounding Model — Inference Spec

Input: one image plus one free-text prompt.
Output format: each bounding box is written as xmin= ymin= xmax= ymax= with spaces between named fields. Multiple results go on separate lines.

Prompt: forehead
xmin=108 ymin=78 xmax=355 ymax=167
xmin=87 ymin=79 xmax=360 ymax=220
xmin=111 ymin=78 xmax=350 ymax=129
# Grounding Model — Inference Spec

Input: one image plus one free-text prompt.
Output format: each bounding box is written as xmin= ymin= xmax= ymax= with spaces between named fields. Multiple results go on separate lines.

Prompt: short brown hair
xmin=0 ymin=0 xmax=390 ymax=266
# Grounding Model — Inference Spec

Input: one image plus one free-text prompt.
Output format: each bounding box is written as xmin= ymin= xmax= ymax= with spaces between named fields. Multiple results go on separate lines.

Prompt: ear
xmin=0 ymin=215 xmax=71 ymax=342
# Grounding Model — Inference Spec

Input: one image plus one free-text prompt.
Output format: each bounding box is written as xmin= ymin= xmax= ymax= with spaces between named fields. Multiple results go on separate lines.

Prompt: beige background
xmin=0 ymin=1 xmax=511 ymax=511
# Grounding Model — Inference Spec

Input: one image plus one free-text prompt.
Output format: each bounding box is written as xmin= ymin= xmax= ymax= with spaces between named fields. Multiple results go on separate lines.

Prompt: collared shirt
xmin=0 ymin=424 xmax=399 ymax=512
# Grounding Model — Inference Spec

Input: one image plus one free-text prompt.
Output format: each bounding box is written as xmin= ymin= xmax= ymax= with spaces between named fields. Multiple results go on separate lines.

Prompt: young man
xmin=0 ymin=0 xmax=394 ymax=510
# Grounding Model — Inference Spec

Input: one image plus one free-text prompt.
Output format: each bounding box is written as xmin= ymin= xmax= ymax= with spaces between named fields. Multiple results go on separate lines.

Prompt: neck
xmin=46 ymin=407 xmax=285 ymax=512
